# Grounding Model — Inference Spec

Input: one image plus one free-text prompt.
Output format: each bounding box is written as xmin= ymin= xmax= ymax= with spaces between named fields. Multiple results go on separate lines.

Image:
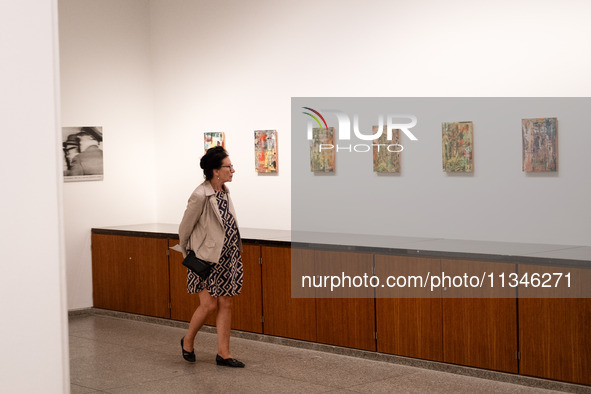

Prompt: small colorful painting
xmin=373 ymin=126 xmax=401 ymax=173
xmin=522 ymin=117 xmax=557 ymax=172
xmin=442 ymin=121 xmax=473 ymax=172
xmin=204 ymin=132 xmax=225 ymax=152
xmin=310 ymin=127 xmax=335 ymax=173
xmin=254 ymin=130 xmax=278 ymax=173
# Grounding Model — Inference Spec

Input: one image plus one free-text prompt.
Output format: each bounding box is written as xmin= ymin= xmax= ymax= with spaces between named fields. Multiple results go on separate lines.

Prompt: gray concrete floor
xmin=69 ymin=314 xmax=578 ymax=393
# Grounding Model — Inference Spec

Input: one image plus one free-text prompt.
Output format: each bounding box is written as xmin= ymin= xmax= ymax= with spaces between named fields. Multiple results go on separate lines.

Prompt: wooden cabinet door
xmin=518 ymin=264 xmax=591 ymax=385
xmin=92 ymin=234 xmax=170 ymax=318
xmin=169 ymin=240 xmax=262 ymax=333
xmin=375 ymin=255 xmax=443 ymax=361
xmin=230 ymin=243 xmax=262 ymax=333
xmin=441 ymin=259 xmax=518 ymax=373
xmin=261 ymin=246 xmax=316 ymax=342
xmin=314 ymin=250 xmax=376 ymax=351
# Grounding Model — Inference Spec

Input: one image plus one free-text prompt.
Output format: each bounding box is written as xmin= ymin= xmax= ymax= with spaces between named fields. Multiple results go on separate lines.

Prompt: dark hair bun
xmin=200 ymin=146 xmax=228 ymax=180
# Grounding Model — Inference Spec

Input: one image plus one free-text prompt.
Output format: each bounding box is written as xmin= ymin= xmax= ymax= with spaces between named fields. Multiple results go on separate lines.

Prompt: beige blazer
xmin=178 ymin=180 xmax=242 ymax=264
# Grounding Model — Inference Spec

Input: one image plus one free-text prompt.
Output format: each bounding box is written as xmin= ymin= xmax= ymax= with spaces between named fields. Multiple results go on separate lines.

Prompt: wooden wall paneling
xmin=375 ymin=255 xmax=443 ymax=361
xmin=92 ymin=230 xmax=591 ymax=386
xmin=518 ymin=264 xmax=591 ymax=385
xmin=92 ymin=234 xmax=170 ymax=318
xmin=261 ymin=246 xmax=316 ymax=342
xmin=130 ymin=236 xmax=170 ymax=318
xmin=168 ymin=239 xmax=215 ymax=325
xmin=229 ymin=243 xmax=263 ymax=333
xmin=441 ymin=259 xmax=518 ymax=373
xmin=92 ymin=233 xmax=126 ymax=312
xmin=314 ymin=250 xmax=376 ymax=351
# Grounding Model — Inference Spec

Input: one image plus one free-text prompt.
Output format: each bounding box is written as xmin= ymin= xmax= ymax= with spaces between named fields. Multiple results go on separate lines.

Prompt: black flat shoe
xmin=181 ymin=337 xmax=195 ymax=362
xmin=216 ymin=354 xmax=245 ymax=368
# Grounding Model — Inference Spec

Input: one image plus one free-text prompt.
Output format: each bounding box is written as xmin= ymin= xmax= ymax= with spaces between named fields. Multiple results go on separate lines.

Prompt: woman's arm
xmin=178 ymin=186 xmax=207 ymax=254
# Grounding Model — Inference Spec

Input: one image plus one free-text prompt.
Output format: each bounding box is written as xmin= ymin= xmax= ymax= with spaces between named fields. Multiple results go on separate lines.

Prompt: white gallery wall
xmin=149 ymin=0 xmax=292 ymax=229
xmin=59 ymin=0 xmax=591 ymax=310
xmin=59 ymin=0 xmax=158 ymax=309
xmin=1 ymin=0 xmax=68 ymax=392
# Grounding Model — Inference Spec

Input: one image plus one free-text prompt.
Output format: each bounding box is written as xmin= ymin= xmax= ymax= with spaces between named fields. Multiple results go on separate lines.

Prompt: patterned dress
xmin=187 ymin=191 xmax=243 ymax=296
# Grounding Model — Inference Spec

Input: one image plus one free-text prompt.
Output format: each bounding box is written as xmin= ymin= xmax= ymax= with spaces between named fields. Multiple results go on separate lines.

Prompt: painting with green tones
xmin=442 ymin=121 xmax=473 ymax=173
xmin=372 ymin=126 xmax=401 ymax=173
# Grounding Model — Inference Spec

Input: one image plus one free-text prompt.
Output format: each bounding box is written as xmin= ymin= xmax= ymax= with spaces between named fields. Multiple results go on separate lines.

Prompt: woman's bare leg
xmin=215 ymin=296 xmax=233 ymax=358
xmin=183 ymin=289 xmax=217 ymax=352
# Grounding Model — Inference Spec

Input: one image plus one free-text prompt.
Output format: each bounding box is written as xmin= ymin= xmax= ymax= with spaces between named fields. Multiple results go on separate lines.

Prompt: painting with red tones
xmin=254 ymin=130 xmax=278 ymax=173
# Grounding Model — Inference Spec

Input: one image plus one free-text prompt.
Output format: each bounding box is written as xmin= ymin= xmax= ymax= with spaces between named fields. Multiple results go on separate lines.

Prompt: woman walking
xmin=178 ymin=146 xmax=244 ymax=367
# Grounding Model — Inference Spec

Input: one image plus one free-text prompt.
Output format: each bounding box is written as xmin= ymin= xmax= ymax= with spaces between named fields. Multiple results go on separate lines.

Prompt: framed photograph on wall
xmin=522 ymin=117 xmax=557 ymax=172
xmin=254 ymin=130 xmax=278 ymax=173
xmin=442 ymin=121 xmax=473 ymax=173
xmin=62 ymin=126 xmax=104 ymax=182
xmin=204 ymin=132 xmax=225 ymax=152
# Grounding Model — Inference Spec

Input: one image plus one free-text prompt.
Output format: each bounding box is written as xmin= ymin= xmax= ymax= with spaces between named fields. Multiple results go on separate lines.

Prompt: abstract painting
xmin=442 ymin=121 xmax=473 ymax=172
xmin=522 ymin=117 xmax=557 ymax=172
xmin=204 ymin=132 xmax=225 ymax=152
xmin=310 ymin=127 xmax=335 ymax=173
xmin=254 ymin=130 xmax=278 ymax=173
xmin=373 ymin=126 xmax=401 ymax=173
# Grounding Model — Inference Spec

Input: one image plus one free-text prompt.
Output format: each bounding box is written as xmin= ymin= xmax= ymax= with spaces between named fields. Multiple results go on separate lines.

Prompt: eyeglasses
xmin=221 ymin=164 xmax=234 ymax=170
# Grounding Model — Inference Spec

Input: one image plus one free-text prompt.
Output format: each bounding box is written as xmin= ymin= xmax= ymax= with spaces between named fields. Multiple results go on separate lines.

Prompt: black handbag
xmin=182 ymin=250 xmax=213 ymax=280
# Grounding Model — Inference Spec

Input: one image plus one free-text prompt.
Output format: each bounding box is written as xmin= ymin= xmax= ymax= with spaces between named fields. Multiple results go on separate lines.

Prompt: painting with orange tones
xmin=254 ymin=130 xmax=278 ymax=173
xmin=442 ymin=121 xmax=473 ymax=172
xmin=372 ymin=126 xmax=401 ymax=173
xmin=204 ymin=132 xmax=225 ymax=152
xmin=310 ymin=127 xmax=335 ymax=173
xmin=522 ymin=118 xmax=557 ymax=172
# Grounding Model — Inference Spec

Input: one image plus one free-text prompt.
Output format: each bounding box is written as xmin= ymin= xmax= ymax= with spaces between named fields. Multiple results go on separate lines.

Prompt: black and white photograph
xmin=62 ymin=126 xmax=104 ymax=182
